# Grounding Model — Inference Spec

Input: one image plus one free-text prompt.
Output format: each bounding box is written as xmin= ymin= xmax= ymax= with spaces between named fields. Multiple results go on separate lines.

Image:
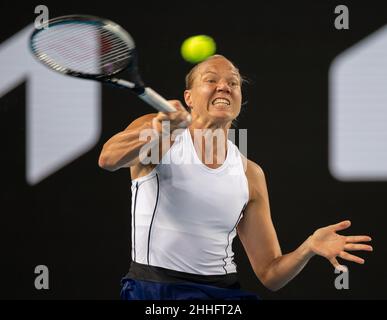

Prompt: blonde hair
xmin=184 ymin=55 xmax=243 ymax=89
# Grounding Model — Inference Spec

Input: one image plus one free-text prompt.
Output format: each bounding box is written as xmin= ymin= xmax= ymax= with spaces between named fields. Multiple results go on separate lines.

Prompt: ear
xmin=184 ymin=89 xmax=193 ymax=110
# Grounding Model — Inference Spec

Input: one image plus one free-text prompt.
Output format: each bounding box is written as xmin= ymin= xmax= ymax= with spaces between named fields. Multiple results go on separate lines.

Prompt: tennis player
xmin=98 ymin=55 xmax=373 ymax=300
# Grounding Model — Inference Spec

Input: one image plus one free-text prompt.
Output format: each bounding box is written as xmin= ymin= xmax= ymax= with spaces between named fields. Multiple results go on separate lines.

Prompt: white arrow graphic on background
xmin=330 ymin=24 xmax=387 ymax=181
xmin=0 ymin=25 xmax=101 ymax=185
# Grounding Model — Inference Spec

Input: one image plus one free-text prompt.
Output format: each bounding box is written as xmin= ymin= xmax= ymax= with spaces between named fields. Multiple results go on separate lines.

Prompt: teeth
xmin=213 ymin=98 xmax=230 ymax=105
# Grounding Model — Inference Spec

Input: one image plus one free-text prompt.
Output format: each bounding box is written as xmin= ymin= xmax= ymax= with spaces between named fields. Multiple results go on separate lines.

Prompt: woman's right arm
xmin=98 ymin=113 xmax=158 ymax=171
xmin=98 ymin=100 xmax=191 ymax=172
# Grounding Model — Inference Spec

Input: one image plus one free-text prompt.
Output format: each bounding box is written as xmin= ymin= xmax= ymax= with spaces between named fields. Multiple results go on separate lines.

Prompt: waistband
xmin=125 ymin=261 xmax=241 ymax=289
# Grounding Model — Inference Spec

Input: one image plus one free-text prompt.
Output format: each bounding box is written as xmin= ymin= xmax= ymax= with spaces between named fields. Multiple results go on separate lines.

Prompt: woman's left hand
xmin=307 ymin=220 xmax=373 ymax=271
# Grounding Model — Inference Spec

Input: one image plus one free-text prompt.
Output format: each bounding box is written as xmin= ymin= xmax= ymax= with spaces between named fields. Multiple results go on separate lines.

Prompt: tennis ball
xmin=181 ymin=35 xmax=216 ymax=64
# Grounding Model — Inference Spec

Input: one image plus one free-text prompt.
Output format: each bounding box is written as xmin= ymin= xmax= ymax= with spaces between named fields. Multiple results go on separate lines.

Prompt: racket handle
xmin=139 ymin=87 xmax=177 ymax=113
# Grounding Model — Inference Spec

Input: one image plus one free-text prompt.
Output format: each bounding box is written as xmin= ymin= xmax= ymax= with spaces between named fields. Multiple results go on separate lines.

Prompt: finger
xmin=178 ymin=114 xmax=192 ymax=128
xmin=168 ymin=114 xmax=190 ymax=126
xmin=152 ymin=117 xmax=162 ymax=132
xmin=168 ymin=100 xmax=186 ymax=112
xmin=155 ymin=112 xmax=169 ymax=122
xmin=166 ymin=110 xmax=189 ymax=122
xmin=331 ymin=220 xmax=351 ymax=232
xmin=154 ymin=111 xmax=191 ymax=133
xmin=339 ymin=251 xmax=365 ymax=264
xmin=329 ymin=257 xmax=348 ymax=272
xmin=344 ymin=243 xmax=373 ymax=251
xmin=156 ymin=111 xmax=187 ymax=126
xmin=152 ymin=115 xmax=171 ymax=134
xmin=346 ymin=236 xmax=372 ymax=243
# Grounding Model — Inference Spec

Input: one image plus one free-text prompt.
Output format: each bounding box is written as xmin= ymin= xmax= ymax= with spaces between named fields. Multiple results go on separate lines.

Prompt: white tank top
xmin=130 ymin=128 xmax=249 ymax=275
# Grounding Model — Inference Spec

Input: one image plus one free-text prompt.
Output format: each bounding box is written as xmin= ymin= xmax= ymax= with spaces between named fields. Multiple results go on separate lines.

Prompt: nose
xmin=216 ymin=80 xmax=231 ymax=93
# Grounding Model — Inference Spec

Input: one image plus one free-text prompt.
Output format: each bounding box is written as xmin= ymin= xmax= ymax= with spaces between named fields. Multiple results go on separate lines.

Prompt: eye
xmin=205 ymin=79 xmax=216 ymax=83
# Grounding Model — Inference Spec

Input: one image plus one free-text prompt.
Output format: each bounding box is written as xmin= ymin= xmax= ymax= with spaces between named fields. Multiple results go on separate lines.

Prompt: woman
xmin=98 ymin=55 xmax=372 ymax=300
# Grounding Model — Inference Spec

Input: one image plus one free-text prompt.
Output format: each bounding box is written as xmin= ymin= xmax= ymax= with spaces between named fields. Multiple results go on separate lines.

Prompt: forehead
xmin=197 ymin=58 xmax=240 ymax=77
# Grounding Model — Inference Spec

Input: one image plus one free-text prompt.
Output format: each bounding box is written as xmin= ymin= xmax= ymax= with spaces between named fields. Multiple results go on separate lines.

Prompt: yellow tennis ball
xmin=181 ymin=35 xmax=217 ymax=64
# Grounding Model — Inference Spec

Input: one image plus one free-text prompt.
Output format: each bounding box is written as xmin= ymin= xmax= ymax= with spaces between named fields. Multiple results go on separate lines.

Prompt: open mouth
xmin=212 ymin=98 xmax=231 ymax=106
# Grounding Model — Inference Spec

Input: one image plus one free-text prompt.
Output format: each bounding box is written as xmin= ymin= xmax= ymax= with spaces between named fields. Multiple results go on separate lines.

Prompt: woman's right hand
xmin=152 ymin=100 xmax=192 ymax=136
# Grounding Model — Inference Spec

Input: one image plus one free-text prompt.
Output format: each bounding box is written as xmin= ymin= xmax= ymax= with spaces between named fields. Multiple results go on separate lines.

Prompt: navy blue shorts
xmin=120 ymin=278 xmax=260 ymax=300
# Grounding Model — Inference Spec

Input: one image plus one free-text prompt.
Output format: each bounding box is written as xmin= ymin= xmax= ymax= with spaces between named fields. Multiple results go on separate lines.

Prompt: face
xmin=184 ymin=57 xmax=242 ymax=126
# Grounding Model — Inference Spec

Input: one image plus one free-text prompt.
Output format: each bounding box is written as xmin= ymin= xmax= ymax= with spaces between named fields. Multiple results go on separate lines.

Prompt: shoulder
xmin=240 ymin=154 xmax=265 ymax=181
xmin=240 ymin=155 xmax=267 ymax=201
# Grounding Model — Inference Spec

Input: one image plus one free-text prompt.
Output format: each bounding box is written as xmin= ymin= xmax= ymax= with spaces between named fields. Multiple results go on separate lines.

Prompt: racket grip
xmin=139 ymin=87 xmax=177 ymax=113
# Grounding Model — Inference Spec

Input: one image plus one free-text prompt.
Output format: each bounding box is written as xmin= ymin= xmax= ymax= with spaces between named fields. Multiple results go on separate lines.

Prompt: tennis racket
xmin=29 ymin=14 xmax=176 ymax=112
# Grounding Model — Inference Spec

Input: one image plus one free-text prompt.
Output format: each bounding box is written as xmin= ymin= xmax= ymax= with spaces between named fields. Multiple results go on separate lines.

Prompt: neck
xmin=189 ymin=116 xmax=232 ymax=131
xmin=188 ymin=126 xmax=229 ymax=168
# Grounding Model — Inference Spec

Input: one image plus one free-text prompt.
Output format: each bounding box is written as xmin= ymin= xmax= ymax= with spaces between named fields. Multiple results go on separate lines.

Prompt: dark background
xmin=1 ymin=0 xmax=386 ymax=299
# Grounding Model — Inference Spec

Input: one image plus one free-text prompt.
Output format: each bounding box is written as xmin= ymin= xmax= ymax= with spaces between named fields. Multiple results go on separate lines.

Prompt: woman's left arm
xmin=237 ymin=160 xmax=373 ymax=291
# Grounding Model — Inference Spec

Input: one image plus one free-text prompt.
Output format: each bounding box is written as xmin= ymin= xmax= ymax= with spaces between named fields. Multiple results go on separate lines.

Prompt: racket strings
xmin=37 ymin=27 xmax=130 ymax=72
xmin=34 ymin=25 xmax=101 ymax=63
xmin=31 ymin=22 xmax=133 ymax=76
xmin=36 ymin=32 xmax=130 ymax=70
